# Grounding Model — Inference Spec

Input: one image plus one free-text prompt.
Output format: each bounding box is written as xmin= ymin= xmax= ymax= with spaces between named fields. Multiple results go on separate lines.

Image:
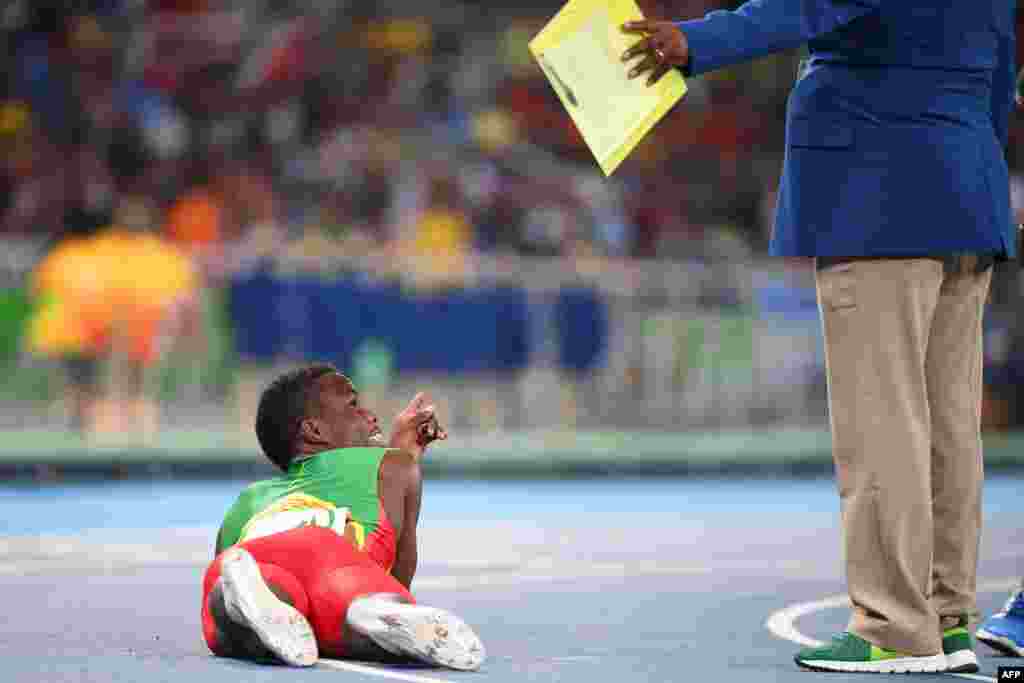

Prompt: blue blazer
xmin=677 ymin=1 xmax=1017 ymax=258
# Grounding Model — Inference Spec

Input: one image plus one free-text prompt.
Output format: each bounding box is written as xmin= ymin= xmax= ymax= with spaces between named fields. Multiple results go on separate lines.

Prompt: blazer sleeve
xmin=677 ymin=0 xmax=882 ymax=76
xmin=989 ymin=23 xmax=1016 ymax=150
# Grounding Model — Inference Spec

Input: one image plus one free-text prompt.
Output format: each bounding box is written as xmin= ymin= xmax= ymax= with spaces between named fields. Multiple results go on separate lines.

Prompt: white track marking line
xmin=319 ymin=659 xmax=454 ymax=683
xmin=764 ymin=578 xmax=1021 ymax=683
xmin=764 ymin=593 xmax=850 ymax=648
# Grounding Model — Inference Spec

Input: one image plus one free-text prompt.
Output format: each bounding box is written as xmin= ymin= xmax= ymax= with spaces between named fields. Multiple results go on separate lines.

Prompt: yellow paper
xmin=529 ymin=0 xmax=687 ymax=176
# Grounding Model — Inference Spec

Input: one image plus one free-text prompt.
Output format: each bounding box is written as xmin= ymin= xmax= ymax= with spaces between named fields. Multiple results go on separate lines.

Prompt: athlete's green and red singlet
xmin=216 ymin=447 xmax=398 ymax=571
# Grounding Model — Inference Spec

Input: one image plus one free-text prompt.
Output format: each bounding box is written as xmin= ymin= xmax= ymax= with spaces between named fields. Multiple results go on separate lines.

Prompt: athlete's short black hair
xmin=255 ymin=364 xmax=337 ymax=471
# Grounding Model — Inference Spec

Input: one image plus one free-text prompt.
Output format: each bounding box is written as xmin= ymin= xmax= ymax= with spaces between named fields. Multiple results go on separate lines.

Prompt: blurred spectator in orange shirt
xmin=28 ymin=194 xmax=198 ymax=440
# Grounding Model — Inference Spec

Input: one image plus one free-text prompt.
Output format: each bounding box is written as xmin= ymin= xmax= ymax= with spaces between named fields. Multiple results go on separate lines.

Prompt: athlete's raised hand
xmin=390 ymin=392 xmax=447 ymax=458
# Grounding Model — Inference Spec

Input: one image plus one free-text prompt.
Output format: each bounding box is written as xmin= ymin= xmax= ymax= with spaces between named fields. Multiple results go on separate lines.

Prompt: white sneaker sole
xmin=347 ymin=597 xmax=485 ymax=671
xmin=798 ymin=653 xmax=947 ymax=673
xmin=945 ymin=650 xmax=979 ymax=673
xmin=977 ymin=628 xmax=1024 ymax=657
xmin=220 ymin=547 xmax=318 ymax=667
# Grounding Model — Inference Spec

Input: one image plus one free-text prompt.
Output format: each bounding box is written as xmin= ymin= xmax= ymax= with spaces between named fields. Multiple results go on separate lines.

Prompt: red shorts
xmin=201 ymin=526 xmax=414 ymax=658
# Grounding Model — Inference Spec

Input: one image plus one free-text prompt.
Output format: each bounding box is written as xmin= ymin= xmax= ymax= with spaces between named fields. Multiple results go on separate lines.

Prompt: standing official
xmin=623 ymin=0 xmax=1017 ymax=674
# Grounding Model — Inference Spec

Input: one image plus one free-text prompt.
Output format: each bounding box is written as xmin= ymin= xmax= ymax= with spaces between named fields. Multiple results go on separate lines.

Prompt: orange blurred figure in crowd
xmin=27 ymin=198 xmax=199 ymax=440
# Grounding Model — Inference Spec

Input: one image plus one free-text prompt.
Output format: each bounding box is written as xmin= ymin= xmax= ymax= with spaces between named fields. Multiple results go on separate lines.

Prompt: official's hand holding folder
xmin=529 ymin=0 xmax=687 ymax=176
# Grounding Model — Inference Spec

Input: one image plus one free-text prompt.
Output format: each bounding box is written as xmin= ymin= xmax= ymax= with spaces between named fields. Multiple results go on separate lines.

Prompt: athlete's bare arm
xmin=393 ymin=455 xmax=422 ymax=588
xmin=381 ymin=392 xmax=443 ymax=588
xmin=379 ymin=450 xmax=423 ymax=588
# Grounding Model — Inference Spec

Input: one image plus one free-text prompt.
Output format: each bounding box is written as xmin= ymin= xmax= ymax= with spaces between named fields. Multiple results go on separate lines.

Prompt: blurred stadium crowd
xmin=2 ymin=0 xmax=1024 ymax=442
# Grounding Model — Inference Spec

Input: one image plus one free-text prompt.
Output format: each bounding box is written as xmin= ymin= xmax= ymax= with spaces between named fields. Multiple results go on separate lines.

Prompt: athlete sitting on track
xmin=200 ymin=364 xmax=485 ymax=670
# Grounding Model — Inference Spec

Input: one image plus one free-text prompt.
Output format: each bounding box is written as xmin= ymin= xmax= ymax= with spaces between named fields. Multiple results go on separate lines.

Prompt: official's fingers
xmin=647 ymin=63 xmax=671 ymax=86
xmin=621 ymin=38 xmax=648 ymax=62
xmin=628 ymin=54 xmax=658 ymax=79
xmin=621 ymin=20 xmax=654 ymax=33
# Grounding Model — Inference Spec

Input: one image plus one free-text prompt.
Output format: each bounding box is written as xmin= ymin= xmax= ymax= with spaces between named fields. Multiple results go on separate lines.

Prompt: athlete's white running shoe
xmin=220 ymin=547 xmax=318 ymax=667
xmin=347 ymin=595 xmax=485 ymax=671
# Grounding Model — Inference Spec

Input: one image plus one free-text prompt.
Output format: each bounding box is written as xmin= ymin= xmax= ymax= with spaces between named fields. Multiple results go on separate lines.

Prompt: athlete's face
xmin=314 ymin=373 xmax=384 ymax=448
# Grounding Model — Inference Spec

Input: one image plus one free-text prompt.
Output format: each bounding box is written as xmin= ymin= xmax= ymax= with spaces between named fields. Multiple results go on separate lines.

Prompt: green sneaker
xmin=942 ymin=619 xmax=979 ymax=674
xmin=794 ymin=632 xmax=947 ymax=673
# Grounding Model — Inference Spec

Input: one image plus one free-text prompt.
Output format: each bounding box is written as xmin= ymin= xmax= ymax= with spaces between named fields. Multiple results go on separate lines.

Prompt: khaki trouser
xmin=816 ymin=257 xmax=992 ymax=656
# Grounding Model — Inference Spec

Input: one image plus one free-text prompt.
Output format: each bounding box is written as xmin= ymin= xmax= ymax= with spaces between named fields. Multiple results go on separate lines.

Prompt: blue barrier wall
xmin=228 ymin=270 xmax=602 ymax=375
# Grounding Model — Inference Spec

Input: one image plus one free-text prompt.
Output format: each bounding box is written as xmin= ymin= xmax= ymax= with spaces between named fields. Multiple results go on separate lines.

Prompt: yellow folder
xmin=529 ymin=0 xmax=687 ymax=176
